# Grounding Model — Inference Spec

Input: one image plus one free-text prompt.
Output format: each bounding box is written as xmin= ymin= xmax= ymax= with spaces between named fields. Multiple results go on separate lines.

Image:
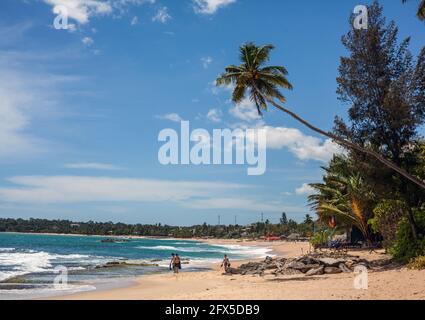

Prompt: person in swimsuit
xmin=173 ymin=254 xmax=181 ymax=274
xmin=169 ymin=253 xmax=175 ymax=271
xmin=221 ymin=254 xmax=231 ymax=272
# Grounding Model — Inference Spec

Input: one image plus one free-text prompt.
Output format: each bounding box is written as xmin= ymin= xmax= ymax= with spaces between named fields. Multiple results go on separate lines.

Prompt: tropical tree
xmin=280 ymin=212 xmax=288 ymax=225
xmin=216 ymin=42 xmax=425 ymax=191
xmin=304 ymin=214 xmax=314 ymax=225
xmin=336 ymin=2 xmax=425 ymax=238
xmin=402 ymin=0 xmax=425 ymax=20
xmin=308 ymin=156 xmax=375 ymax=242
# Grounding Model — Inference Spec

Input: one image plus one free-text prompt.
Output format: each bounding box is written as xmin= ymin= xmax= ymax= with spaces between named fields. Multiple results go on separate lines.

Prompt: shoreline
xmin=48 ymin=239 xmax=425 ymax=300
xmin=45 ymin=239 xmax=302 ymax=300
xmin=47 ymin=240 xmax=305 ymax=300
xmin=1 ymin=231 xmax=188 ymax=241
xmin=3 ymin=234 xmax=423 ymax=300
xmin=1 ymin=233 xmax=282 ymax=299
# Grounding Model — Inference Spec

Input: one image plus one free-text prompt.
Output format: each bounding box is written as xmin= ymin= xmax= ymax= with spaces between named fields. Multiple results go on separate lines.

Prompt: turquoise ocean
xmin=0 ymin=232 xmax=272 ymax=299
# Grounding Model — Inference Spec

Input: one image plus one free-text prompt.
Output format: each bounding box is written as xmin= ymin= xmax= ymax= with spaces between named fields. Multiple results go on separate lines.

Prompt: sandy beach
xmin=50 ymin=240 xmax=425 ymax=300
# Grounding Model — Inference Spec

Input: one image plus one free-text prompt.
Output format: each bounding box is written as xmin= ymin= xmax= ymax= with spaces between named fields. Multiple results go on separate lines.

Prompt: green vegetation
xmin=309 ymin=156 xmax=375 ymax=243
xmin=389 ymin=207 xmax=425 ymax=262
xmin=0 ymin=216 xmax=316 ymax=239
xmin=216 ymin=21 xmax=425 ymax=190
xmin=216 ymin=43 xmax=293 ymax=116
xmin=309 ymin=229 xmax=336 ymax=248
xmin=309 ymin=2 xmax=425 ymax=262
xmin=408 ymin=256 xmax=425 ymax=270
xmin=217 ymin=2 xmax=425 ymax=263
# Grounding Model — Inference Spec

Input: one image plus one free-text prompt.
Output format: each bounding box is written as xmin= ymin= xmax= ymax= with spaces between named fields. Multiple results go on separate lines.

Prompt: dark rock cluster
xmin=225 ymin=253 xmax=390 ymax=277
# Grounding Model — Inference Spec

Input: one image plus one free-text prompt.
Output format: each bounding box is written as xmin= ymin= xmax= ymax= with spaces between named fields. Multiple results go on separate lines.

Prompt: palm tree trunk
xmin=407 ymin=207 xmax=419 ymax=239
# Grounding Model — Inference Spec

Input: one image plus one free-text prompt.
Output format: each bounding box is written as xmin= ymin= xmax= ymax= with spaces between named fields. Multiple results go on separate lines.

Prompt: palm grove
xmin=217 ymin=2 xmax=425 ymax=263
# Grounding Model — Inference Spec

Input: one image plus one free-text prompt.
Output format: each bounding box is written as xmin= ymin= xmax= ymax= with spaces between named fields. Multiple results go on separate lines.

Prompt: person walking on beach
xmin=169 ymin=253 xmax=175 ymax=271
xmin=173 ymin=254 xmax=181 ymax=274
xmin=221 ymin=254 xmax=231 ymax=273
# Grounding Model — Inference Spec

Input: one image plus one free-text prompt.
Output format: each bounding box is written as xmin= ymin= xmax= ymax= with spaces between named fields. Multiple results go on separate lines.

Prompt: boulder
xmin=297 ymin=257 xmax=317 ymax=265
xmin=318 ymin=258 xmax=346 ymax=267
xmin=265 ymin=263 xmax=279 ymax=270
xmin=338 ymin=263 xmax=352 ymax=273
xmin=300 ymin=264 xmax=321 ymax=273
xmin=286 ymin=261 xmax=307 ymax=270
xmin=345 ymin=260 xmax=355 ymax=269
xmin=352 ymin=262 xmax=369 ymax=269
xmin=324 ymin=267 xmax=343 ymax=274
xmin=305 ymin=266 xmax=324 ymax=276
xmin=264 ymin=256 xmax=274 ymax=264
xmin=239 ymin=262 xmax=261 ymax=270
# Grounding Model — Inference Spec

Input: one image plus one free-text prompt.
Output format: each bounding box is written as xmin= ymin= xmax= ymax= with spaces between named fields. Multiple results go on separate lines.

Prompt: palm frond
xmin=253 ymin=44 xmax=274 ymax=67
xmin=260 ymin=66 xmax=289 ymax=75
xmin=232 ymin=84 xmax=247 ymax=104
xmin=216 ymin=42 xmax=292 ymax=116
xmin=419 ymin=0 xmax=425 ymax=19
xmin=257 ymin=72 xmax=293 ymax=90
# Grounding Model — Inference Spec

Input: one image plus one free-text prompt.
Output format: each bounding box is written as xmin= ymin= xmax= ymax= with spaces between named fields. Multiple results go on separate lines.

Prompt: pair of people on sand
xmin=169 ymin=253 xmax=182 ymax=274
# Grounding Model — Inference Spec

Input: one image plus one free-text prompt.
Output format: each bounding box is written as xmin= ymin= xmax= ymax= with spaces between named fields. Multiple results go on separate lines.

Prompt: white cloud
xmin=215 ymin=81 xmax=342 ymax=162
xmin=64 ymin=162 xmax=123 ymax=170
xmin=214 ymin=81 xmax=340 ymax=162
xmin=152 ymin=6 xmax=171 ymax=23
xmin=281 ymin=191 xmax=293 ymax=196
xmin=0 ymin=175 xmax=248 ymax=204
xmin=229 ymin=98 xmax=262 ymax=122
xmin=201 ymin=56 xmax=213 ymax=69
xmin=0 ymin=175 xmax=303 ymax=212
xmin=0 ymin=50 xmax=80 ymax=160
xmin=43 ymin=0 xmax=155 ymax=25
xmin=295 ymin=183 xmax=315 ymax=195
xmin=156 ymin=113 xmax=184 ymax=122
xmin=0 ymin=91 xmax=43 ymax=159
xmin=44 ymin=0 xmax=113 ymax=24
xmin=262 ymin=126 xmax=343 ymax=163
xmin=192 ymin=0 xmax=236 ymax=14
xmin=206 ymin=108 xmax=222 ymax=123
xmin=82 ymin=36 xmax=94 ymax=46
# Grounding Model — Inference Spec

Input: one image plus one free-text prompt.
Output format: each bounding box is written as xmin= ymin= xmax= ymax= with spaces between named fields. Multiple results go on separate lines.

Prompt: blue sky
xmin=0 ymin=0 xmax=424 ymax=226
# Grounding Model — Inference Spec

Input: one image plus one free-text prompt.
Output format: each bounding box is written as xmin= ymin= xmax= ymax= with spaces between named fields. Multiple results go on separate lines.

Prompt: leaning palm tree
xmin=216 ymin=43 xmax=425 ymax=190
xmin=402 ymin=0 xmax=425 ymax=20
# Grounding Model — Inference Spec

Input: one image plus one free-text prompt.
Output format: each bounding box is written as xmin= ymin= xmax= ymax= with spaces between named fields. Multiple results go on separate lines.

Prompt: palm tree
xmin=402 ymin=0 xmax=425 ymax=20
xmin=309 ymin=175 xmax=373 ymax=242
xmin=308 ymin=156 xmax=375 ymax=242
xmin=216 ymin=42 xmax=425 ymax=190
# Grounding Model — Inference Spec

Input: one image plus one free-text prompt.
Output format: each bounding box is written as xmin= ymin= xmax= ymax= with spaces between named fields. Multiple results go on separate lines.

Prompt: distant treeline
xmin=0 ymin=215 xmax=314 ymax=239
